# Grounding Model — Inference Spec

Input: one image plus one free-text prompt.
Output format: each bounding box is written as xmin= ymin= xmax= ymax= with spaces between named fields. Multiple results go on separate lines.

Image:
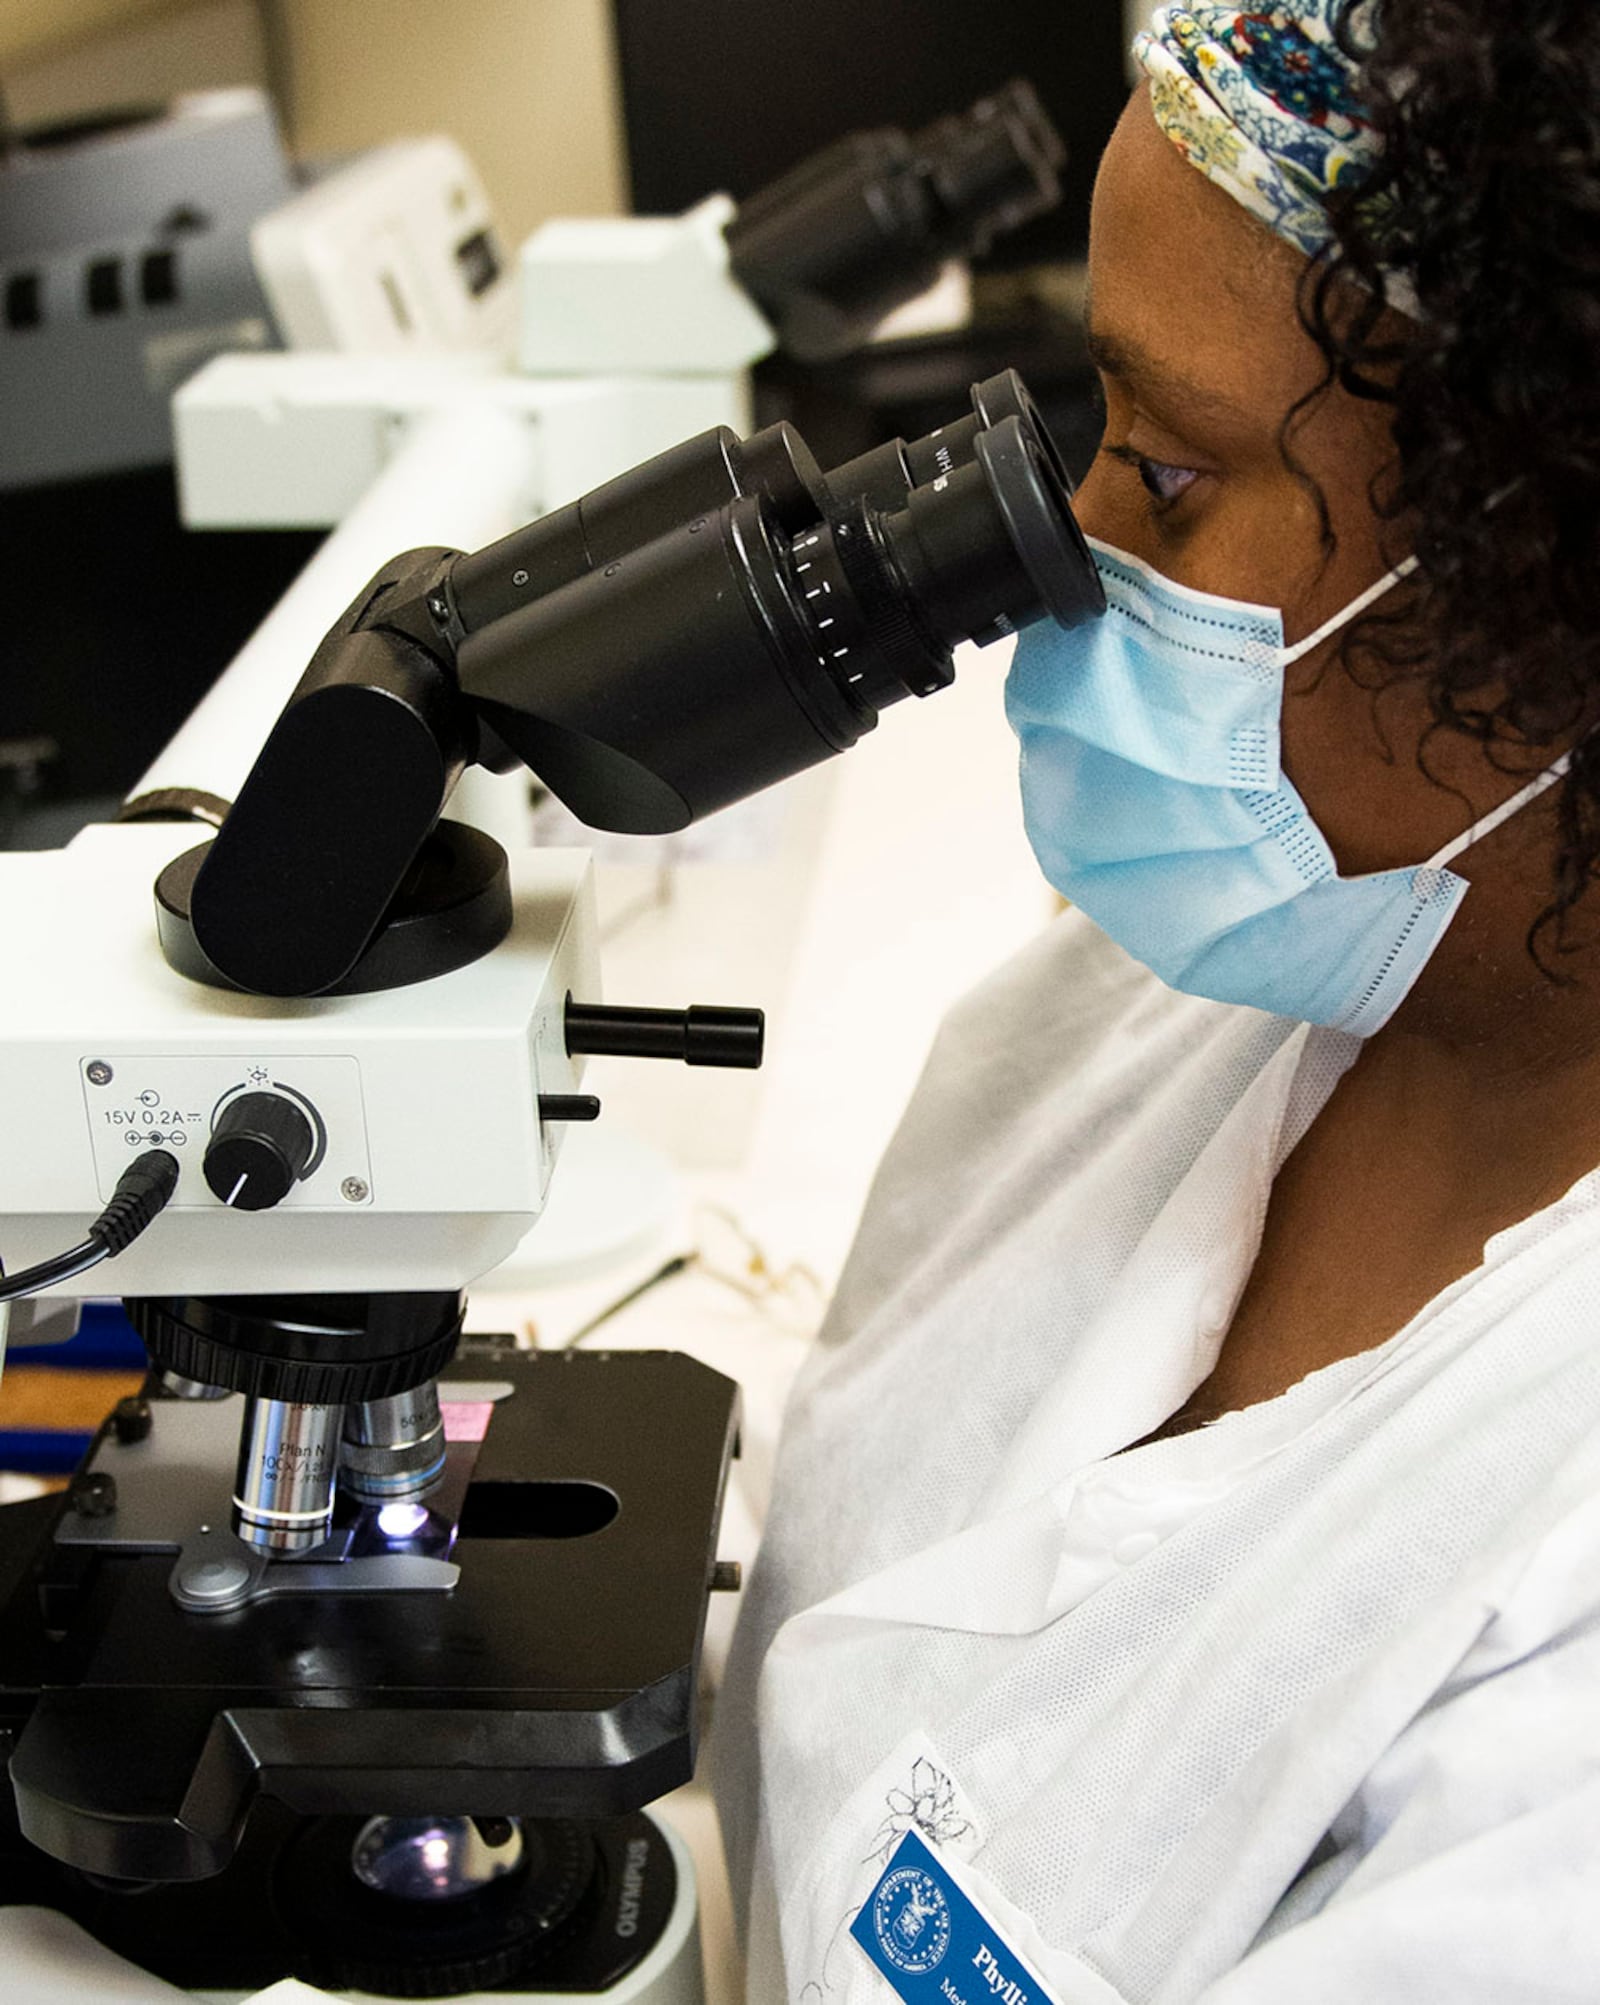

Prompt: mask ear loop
xmin=1278 ymin=554 xmax=1421 ymax=670
xmin=1273 ymin=535 xmax=1568 ymax=870
xmin=1426 ymin=752 xmax=1572 ymax=872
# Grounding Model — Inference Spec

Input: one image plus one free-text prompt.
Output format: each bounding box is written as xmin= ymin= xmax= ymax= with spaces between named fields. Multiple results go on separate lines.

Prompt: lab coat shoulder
xmin=819 ymin=905 xmax=1296 ymax=1355
xmin=719 ymin=901 xmax=1600 ymax=1997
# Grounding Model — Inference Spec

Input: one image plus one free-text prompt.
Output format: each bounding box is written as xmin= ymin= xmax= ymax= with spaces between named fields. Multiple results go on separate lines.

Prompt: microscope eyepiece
xmin=169 ymin=372 xmax=1102 ymax=993
xmin=823 ymin=368 xmax=1072 ymax=517
xmin=446 ymin=369 xmax=1072 ymax=651
xmin=453 ymin=404 xmax=1102 ymax=835
xmin=910 ymin=78 xmax=1067 ymax=258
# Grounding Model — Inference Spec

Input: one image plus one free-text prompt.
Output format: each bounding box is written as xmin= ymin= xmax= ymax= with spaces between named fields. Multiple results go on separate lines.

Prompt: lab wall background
xmin=3 ymin=0 xmax=1151 ymax=234
xmin=264 ymin=0 xmax=628 ymax=247
xmin=0 ymin=0 xmax=262 ymax=117
xmin=0 ymin=0 xmax=633 ymax=815
xmin=0 ymin=0 xmax=630 ymax=244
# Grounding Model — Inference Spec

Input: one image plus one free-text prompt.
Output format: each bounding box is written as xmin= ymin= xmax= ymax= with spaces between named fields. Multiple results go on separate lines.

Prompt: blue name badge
xmin=851 ymin=1830 xmax=1061 ymax=2005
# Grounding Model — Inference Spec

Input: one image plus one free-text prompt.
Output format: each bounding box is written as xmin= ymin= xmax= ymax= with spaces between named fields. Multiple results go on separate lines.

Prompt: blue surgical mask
xmin=1005 ymin=537 xmax=1566 ymax=1036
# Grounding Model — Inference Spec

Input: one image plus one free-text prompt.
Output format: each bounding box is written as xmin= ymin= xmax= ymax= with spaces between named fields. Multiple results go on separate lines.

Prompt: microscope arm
xmin=142 ymin=402 xmax=537 ymax=804
xmin=178 ymin=547 xmax=475 ymax=999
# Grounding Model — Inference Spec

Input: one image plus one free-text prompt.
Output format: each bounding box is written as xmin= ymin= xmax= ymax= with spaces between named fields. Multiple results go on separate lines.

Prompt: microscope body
xmin=0 ymin=820 xmax=737 ymax=2000
xmin=0 ymin=823 xmax=596 ymax=1299
xmin=0 ymin=70 xmax=1077 ymax=2002
xmin=0 ymin=308 xmax=1100 ymax=1989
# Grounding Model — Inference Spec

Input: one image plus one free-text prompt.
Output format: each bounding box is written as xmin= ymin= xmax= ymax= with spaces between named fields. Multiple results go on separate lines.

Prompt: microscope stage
xmin=0 ymin=1343 xmax=740 ymax=1885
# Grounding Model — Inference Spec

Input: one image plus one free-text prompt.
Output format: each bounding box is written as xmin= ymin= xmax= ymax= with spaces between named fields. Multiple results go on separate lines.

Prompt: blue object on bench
xmin=0 ymin=1429 xmax=92 ymax=1476
xmin=2 ymin=1302 xmax=143 ymax=1477
xmin=7 ymin=1299 xmax=148 ymax=1370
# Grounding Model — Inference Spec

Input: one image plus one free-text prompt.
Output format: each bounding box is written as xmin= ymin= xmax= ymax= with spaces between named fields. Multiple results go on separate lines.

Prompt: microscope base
xmin=210 ymin=1812 xmax=705 ymax=2005
xmin=0 ymin=1810 xmax=705 ymax=2003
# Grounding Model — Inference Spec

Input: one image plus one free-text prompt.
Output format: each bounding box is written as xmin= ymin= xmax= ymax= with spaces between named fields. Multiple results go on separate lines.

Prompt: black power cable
xmin=0 ymin=1151 xmax=181 ymax=1303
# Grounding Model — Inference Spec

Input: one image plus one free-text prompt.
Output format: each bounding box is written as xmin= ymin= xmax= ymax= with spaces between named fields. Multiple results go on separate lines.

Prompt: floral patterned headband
xmin=1132 ymin=5 xmax=1414 ymax=310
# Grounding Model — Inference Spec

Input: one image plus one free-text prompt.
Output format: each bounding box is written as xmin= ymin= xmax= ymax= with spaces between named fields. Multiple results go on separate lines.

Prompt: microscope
xmin=178 ymin=78 xmax=1071 ymax=546
xmin=0 ymin=188 xmax=1103 ymax=2005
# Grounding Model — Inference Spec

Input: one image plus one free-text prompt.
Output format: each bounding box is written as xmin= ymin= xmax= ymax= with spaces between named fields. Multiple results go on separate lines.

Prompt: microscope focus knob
xmin=204 ymin=1091 xmax=316 ymax=1211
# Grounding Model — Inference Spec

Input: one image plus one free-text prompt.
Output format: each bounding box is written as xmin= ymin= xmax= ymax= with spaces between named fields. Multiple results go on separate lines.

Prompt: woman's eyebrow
xmin=1085 ymin=322 xmax=1253 ymax=426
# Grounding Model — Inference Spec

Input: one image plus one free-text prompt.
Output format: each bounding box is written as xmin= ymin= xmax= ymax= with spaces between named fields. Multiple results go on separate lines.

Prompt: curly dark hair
xmin=1301 ymin=0 xmax=1600 ymax=953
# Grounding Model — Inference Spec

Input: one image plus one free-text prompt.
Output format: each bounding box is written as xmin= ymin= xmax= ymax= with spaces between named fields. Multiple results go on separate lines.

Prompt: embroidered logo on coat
xmin=872 ymin=1862 xmax=953 ymax=1974
xmin=864 ymin=1752 xmax=978 ymax=1867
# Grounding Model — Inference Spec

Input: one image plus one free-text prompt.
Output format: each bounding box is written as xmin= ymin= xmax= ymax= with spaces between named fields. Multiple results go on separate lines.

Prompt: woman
xmin=713 ymin=3 xmax=1600 ymax=1999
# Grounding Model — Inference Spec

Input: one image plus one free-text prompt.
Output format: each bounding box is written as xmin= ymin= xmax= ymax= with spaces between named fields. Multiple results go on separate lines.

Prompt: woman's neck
xmin=1139 ymin=971 xmax=1600 ymax=1449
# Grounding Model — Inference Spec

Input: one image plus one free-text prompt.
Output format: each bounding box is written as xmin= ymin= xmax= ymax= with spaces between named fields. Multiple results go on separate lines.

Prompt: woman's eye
xmin=1135 ymin=456 xmax=1198 ymax=505
xmin=1103 ymin=442 xmax=1201 ymax=511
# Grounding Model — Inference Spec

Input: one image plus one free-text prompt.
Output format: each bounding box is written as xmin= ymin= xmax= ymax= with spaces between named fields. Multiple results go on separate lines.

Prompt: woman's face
xmin=1077 ymin=94 xmax=1434 ymax=874
xmin=1073 ymin=94 xmax=1568 ymax=1028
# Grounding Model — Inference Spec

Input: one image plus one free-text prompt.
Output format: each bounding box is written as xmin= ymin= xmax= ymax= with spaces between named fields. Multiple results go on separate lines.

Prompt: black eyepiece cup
xmin=972 ymin=418 xmax=1104 ymax=631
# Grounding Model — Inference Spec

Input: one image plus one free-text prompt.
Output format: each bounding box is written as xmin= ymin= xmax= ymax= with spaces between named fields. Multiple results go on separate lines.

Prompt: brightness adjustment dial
xmin=203 ymin=1091 xmax=316 ymax=1212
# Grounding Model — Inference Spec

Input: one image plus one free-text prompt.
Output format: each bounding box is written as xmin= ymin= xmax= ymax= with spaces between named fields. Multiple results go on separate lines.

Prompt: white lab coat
xmin=711 ymin=909 xmax=1600 ymax=2002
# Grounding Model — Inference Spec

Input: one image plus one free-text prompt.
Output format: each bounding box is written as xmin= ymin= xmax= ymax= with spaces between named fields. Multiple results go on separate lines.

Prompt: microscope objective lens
xmin=232 ymin=1397 xmax=343 ymax=1555
xmin=341 ymin=1381 xmax=448 ymax=1504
